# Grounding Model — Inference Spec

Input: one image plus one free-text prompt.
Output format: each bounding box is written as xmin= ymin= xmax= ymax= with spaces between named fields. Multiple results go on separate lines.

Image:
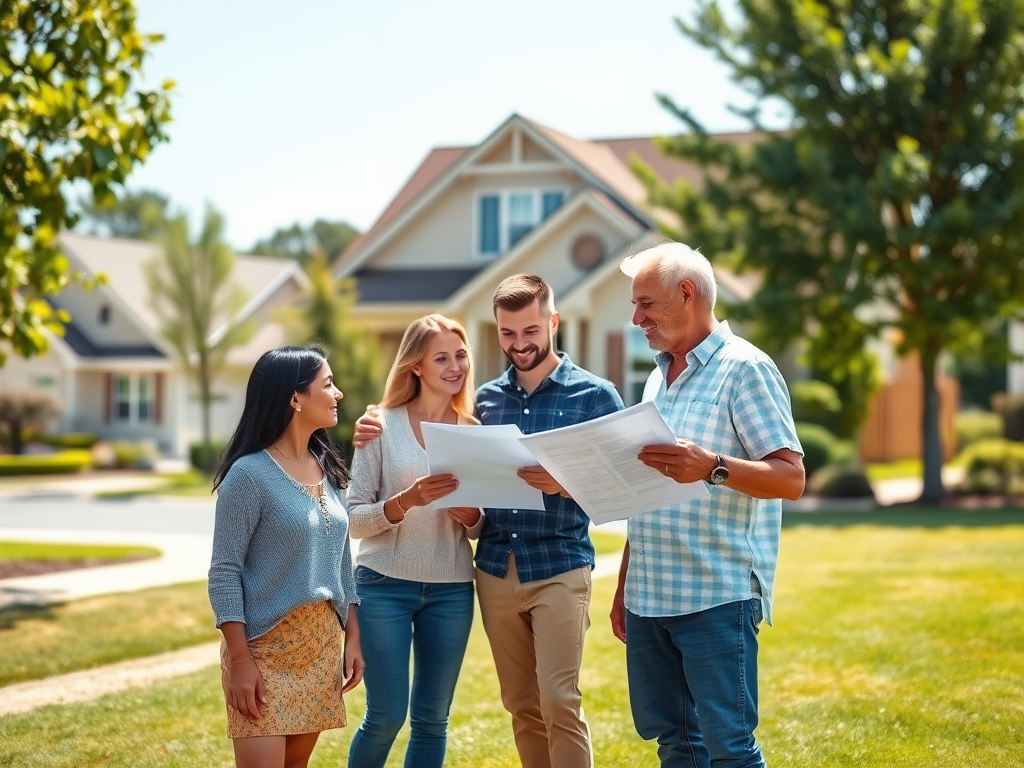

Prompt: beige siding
xmin=57 ymin=282 xmax=155 ymax=346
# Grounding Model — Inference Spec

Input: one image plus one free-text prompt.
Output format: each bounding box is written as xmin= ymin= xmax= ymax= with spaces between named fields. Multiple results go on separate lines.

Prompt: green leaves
xmin=0 ymin=0 xmax=173 ymax=365
xmin=654 ymin=0 xmax=1024 ymax=498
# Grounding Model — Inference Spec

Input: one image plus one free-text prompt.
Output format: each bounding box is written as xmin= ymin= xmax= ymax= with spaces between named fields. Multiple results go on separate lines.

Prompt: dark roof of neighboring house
xmin=352 ymin=267 xmax=485 ymax=303
xmin=59 ymin=321 xmax=165 ymax=358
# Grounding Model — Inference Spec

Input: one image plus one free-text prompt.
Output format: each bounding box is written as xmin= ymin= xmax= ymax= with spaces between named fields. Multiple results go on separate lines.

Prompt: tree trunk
xmin=199 ymin=354 xmax=213 ymax=474
xmin=919 ymin=344 xmax=946 ymax=503
xmin=11 ymin=416 xmax=24 ymax=455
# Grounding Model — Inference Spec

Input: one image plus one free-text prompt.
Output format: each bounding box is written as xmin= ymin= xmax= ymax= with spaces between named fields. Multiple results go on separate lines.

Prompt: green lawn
xmin=0 ymin=541 xmax=160 ymax=562
xmin=0 ymin=582 xmax=218 ymax=686
xmin=1 ymin=509 xmax=1021 ymax=767
xmin=97 ymin=471 xmax=214 ymax=499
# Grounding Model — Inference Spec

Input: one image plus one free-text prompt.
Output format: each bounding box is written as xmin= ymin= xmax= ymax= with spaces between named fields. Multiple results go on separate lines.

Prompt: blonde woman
xmin=346 ymin=314 xmax=483 ymax=768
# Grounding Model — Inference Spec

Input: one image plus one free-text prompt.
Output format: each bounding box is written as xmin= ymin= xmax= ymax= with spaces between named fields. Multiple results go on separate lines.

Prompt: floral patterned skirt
xmin=221 ymin=600 xmax=347 ymax=738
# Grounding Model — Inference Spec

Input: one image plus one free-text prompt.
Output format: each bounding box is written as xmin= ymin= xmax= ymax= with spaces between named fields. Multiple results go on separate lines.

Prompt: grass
xmin=0 ymin=541 xmax=160 ymax=562
xmin=589 ymin=529 xmax=625 ymax=555
xmin=1 ymin=509 xmax=1021 ymax=767
xmin=0 ymin=582 xmax=218 ymax=687
xmin=97 ymin=470 xmax=214 ymax=499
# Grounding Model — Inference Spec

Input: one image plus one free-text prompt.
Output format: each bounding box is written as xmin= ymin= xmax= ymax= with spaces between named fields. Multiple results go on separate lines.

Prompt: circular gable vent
xmin=570 ymin=233 xmax=605 ymax=271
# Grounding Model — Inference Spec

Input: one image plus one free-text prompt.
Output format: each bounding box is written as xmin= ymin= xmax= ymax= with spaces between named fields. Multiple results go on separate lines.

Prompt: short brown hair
xmin=492 ymin=274 xmax=555 ymax=317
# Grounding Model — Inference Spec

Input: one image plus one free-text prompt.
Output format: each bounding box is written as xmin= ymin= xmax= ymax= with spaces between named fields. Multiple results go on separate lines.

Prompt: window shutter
xmin=154 ymin=373 xmax=164 ymax=425
xmin=103 ymin=373 xmax=112 ymax=424
xmin=479 ymin=195 xmax=500 ymax=254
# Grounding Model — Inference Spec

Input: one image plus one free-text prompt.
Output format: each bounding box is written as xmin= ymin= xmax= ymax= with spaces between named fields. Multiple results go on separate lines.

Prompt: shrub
xmin=1000 ymin=395 xmax=1024 ymax=442
xmin=795 ymin=422 xmax=839 ymax=478
xmin=790 ymin=380 xmax=842 ymax=434
xmin=190 ymin=440 xmax=227 ymax=474
xmin=0 ymin=388 xmax=63 ymax=455
xmin=808 ymin=463 xmax=876 ymax=499
xmin=109 ymin=440 xmax=160 ymax=470
xmin=955 ymin=409 xmax=1003 ymax=453
xmin=39 ymin=432 xmax=100 ymax=450
xmin=957 ymin=439 xmax=1024 ymax=496
xmin=0 ymin=450 xmax=92 ymax=476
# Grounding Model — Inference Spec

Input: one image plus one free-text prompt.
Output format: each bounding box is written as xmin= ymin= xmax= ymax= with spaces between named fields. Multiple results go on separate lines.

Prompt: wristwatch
xmin=707 ymin=454 xmax=729 ymax=485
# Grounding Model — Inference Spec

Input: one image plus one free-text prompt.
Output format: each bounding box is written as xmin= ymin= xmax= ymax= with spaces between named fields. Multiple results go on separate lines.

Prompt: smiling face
xmin=415 ymin=330 xmax=470 ymax=399
xmin=294 ymin=361 xmax=343 ymax=429
xmin=496 ymin=298 xmax=559 ymax=372
xmin=630 ymin=264 xmax=688 ymax=353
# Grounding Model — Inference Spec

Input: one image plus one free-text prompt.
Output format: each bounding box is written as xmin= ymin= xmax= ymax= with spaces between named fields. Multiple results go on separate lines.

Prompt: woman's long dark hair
xmin=213 ymin=345 xmax=349 ymax=491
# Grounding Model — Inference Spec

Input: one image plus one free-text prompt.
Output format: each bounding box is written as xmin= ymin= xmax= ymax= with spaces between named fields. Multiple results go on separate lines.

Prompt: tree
xmin=251 ymin=219 xmax=359 ymax=264
xmin=0 ymin=388 xmax=62 ymax=455
xmin=0 ymin=0 xmax=172 ymax=366
xmin=77 ymin=189 xmax=174 ymax=241
xmin=644 ymin=0 xmax=1024 ymax=501
xmin=146 ymin=206 xmax=253 ymax=472
xmin=279 ymin=248 xmax=384 ymax=450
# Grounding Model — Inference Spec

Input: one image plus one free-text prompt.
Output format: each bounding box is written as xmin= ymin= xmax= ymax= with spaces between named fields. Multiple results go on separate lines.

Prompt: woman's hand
xmin=341 ymin=608 xmax=364 ymax=694
xmin=404 ymin=473 xmax=459 ymax=507
xmin=447 ymin=506 xmax=482 ymax=527
xmin=226 ymin=656 xmax=266 ymax=719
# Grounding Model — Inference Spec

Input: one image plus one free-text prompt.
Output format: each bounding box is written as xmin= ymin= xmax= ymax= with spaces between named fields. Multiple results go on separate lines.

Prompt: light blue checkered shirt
xmin=624 ymin=322 xmax=802 ymax=625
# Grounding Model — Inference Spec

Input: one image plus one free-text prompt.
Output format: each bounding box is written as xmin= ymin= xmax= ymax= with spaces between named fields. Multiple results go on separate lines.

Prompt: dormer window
xmin=98 ymin=305 xmax=111 ymax=325
xmin=477 ymin=189 xmax=566 ymax=257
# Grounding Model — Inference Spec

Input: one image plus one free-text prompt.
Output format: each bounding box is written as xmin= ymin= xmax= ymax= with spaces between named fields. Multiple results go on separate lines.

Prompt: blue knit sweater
xmin=208 ymin=450 xmax=358 ymax=640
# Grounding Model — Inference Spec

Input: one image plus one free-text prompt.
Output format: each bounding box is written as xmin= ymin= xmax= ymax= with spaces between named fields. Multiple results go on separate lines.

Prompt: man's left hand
xmin=638 ymin=438 xmax=716 ymax=484
xmin=517 ymin=466 xmax=570 ymax=497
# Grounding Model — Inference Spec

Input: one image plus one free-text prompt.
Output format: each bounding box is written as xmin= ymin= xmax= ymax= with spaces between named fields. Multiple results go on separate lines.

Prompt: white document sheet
xmin=517 ymin=401 xmax=710 ymax=524
xmin=421 ymin=423 xmax=547 ymax=510
xmin=422 ymin=402 xmax=709 ymax=523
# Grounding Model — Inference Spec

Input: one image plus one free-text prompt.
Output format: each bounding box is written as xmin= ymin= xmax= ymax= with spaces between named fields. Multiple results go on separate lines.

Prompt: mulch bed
xmin=0 ymin=555 xmax=154 ymax=580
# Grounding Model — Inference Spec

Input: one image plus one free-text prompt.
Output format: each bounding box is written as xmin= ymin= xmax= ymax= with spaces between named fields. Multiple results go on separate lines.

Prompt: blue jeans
xmin=625 ymin=599 xmax=766 ymax=768
xmin=347 ymin=567 xmax=474 ymax=768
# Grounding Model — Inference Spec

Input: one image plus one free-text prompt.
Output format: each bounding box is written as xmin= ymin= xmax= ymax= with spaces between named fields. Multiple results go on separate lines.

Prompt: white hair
xmin=619 ymin=242 xmax=717 ymax=309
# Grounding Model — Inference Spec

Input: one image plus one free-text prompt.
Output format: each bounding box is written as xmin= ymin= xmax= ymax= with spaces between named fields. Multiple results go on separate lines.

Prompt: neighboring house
xmin=0 ymin=232 xmax=307 ymax=458
xmin=334 ymin=112 xmax=959 ymax=461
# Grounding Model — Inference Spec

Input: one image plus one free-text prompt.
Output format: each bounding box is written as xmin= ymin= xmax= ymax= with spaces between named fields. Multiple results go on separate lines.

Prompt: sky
xmin=123 ymin=0 xmax=770 ymax=250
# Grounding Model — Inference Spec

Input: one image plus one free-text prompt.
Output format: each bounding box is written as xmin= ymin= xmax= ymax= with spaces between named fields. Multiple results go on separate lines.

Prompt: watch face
xmin=709 ymin=468 xmax=729 ymax=485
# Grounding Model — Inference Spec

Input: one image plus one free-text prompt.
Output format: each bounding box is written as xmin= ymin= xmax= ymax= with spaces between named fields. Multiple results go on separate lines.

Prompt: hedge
xmin=957 ymin=438 xmax=1024 ymax=496
xmin=0 ymin=450 xmax=92 ymax=476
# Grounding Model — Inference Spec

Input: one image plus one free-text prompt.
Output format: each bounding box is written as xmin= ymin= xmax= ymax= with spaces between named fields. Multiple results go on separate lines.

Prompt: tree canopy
xmin=251 ymin=219 xmax=360 ymax=265
xmin=279 ymin=248 xmax=384 ymax=451
xmin=645 ymin=0 xmax=1024 ymax=500
xmin=77 ymin=188 xmax=174 ymax=241
xmin=0 ymin=0 xmax=172 ymax=366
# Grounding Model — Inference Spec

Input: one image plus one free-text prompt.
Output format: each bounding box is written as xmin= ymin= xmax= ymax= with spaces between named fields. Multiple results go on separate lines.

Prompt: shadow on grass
xmin=0 ymin=601 xmax=64 ymax=630
xmin=783 ymin=505 xmax=1024 ymax=529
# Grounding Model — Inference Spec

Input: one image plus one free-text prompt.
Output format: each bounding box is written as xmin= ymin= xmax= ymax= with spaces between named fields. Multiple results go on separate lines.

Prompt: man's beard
xmin=504 ymin=337 xmax=552 ymax=372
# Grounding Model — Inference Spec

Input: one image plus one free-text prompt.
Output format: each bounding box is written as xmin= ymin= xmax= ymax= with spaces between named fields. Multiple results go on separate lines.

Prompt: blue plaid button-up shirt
xmin=475 ymin=353 xmax=624 ymax=583
xmin=624 ymin=322 xmax=802 ymax=624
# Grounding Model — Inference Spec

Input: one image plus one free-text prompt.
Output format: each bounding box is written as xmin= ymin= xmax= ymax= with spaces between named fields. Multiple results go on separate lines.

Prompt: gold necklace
xmin=272 ymin=446 xmax=330 ymax=535
xmin=300 ymin=478 xmax=330 ymax=536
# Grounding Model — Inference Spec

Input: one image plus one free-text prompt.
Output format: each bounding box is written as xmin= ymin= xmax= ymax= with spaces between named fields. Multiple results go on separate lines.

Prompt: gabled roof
xmin=334 ymin=113 xmax=762 ymax=279
xmin=57 ymin=232 xmax=306 ymax=361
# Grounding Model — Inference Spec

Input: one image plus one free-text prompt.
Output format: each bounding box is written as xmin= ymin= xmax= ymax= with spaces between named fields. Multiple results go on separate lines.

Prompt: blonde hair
xmin=380 ymin=314 xmax=476 ymax=420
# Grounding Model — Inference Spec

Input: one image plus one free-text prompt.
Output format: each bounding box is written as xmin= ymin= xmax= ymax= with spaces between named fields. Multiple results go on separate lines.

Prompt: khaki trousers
xmin=475 ymin=554 xmax=593 ymax=768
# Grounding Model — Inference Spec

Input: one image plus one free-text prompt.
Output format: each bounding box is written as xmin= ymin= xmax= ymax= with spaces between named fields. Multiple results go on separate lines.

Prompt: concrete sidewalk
xmin=0 ymin=527 xmax=212 ymax=609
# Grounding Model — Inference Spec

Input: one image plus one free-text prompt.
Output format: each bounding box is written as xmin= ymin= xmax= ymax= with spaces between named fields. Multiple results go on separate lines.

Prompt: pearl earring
xmin=296 ymin=406 xmax=301 ymax=412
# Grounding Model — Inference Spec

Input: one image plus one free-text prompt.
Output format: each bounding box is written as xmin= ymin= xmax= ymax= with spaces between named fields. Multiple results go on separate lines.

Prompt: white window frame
xmin=624 ymin=324 xmax=658 ymax=406
xmin=473 ymin=187 xmax=569 ymax=259
xmin=112 ymin=373 xmax=156 ymax=424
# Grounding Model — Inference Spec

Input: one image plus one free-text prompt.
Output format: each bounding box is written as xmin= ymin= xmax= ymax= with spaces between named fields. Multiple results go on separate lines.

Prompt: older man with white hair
xmin=610 ymin=242 xmax=805 ymax=768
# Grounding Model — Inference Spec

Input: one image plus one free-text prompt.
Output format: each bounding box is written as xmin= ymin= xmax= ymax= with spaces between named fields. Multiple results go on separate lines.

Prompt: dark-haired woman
xmin=209 ymin=345 xmax=363 ymax=768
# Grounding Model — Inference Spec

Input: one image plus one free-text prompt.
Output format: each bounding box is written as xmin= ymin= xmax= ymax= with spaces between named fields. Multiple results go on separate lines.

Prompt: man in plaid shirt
xmin=610 ymin=243 xmax=805 ymax=768
xmin=354 ymin=274 xmax=622 ymax=768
